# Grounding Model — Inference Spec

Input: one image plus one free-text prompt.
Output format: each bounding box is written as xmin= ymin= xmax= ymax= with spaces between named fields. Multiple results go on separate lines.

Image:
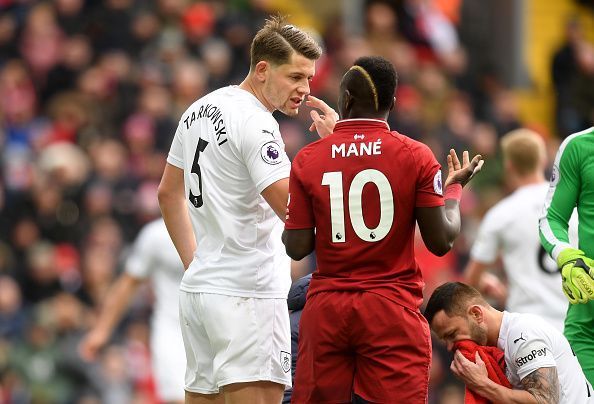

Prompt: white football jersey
xmin=470 ymin=182 xmax=576 ymax=331
xmin=167 ymin=86 xmax=291 ymax=298
xmin=498 ymin=311 xmax=593 ymax=403
xmin=125 ymin=218 xmax=183 ymax=327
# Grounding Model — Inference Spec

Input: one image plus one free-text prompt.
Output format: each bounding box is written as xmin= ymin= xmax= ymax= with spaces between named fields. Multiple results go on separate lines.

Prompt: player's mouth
xmin=290 ymin=97 xmax=303 ymax=109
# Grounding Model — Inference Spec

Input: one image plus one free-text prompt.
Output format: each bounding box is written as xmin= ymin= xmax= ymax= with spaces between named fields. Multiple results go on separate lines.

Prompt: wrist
xmin=557 ymin=248 xmax=586 ymax=267
xmin=444 ymin=183 xmax=463 ymax=201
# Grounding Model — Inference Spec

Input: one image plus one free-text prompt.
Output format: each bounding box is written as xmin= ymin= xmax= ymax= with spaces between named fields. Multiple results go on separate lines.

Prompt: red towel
xmin=453 ymin=340 xmax=512 ymax=404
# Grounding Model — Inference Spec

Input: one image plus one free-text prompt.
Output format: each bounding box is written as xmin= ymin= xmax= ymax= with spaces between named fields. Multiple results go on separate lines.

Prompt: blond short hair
xmin=500 ymin=129 xmax=546 ymax=176
xmin=250 ymin=15 xmax=322 ymax=69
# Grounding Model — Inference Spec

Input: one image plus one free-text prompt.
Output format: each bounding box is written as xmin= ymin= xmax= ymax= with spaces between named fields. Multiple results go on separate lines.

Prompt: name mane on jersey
xmin=332 ymin=139 xmax=382 ymax=159
xmin=183 ymin=103 xmax=228 ymax=146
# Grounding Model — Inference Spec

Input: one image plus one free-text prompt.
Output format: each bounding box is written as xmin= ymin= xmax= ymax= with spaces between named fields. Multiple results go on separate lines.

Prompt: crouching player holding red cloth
xmin=282 ymin=56 xmax=483 ymax=403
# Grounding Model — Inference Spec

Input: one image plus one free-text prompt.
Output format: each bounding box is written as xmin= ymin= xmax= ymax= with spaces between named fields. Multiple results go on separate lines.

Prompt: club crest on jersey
xmin=433 ymin=171 xmax=443 ymax=195
xmin=280 ymin=351 xmax=291 ymax=373
xmin=261 ymin=141 xmax=282 ymax=165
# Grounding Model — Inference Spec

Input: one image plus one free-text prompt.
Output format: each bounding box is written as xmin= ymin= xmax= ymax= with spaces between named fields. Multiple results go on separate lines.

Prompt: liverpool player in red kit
xmin=283 ymin=56 xmax=483 ymax=403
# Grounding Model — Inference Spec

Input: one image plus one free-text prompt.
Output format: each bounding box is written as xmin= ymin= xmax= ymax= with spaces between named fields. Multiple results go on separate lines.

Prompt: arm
xmin=451 ymin=351 xmax=558 ymax=404
xmin=79 ymin=273 xmax=142 ymax=361
xmin=416 ymin=150 xmax=483 ymax=256
xmin=261 ymin=178 xmax=289 ymax=222
xmin=539 ymin=140 xmax=580 ymax=261
xmin=464 ymin=260 xmax=507 ymax=306
xmin=158 ymin=163 xmax=197 ymax=269
xmin=282 ymin=228 xmax=315 ymax=260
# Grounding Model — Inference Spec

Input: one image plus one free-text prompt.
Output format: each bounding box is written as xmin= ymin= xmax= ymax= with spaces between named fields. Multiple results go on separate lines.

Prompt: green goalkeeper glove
xmin=557 ymin=248 xmax=594 ymax=304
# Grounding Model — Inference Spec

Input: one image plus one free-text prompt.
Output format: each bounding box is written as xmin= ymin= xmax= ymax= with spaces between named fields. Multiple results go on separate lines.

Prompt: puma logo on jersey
xmin=513 ymin=333 xmax=526 ymax=344
xmin=262 ymin=129 xmax=275 ymax=138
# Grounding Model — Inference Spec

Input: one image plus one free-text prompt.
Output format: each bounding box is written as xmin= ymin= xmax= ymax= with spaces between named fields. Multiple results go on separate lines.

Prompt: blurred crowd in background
xmin=0 ymin=0 xmax=593 ymax=403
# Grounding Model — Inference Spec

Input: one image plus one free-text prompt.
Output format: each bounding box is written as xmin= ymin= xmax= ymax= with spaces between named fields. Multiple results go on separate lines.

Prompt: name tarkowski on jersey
xmin=183 ymin=103 xmax=228 ymax=146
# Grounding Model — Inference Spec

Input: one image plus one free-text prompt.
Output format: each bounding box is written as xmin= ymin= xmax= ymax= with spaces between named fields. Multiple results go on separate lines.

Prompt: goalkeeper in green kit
xmin=540 ymin=126 xmax=594 ymax=383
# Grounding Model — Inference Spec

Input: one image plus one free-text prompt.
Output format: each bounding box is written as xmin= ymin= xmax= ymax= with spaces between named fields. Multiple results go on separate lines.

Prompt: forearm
xmin=473 ymin=380 xmax=538 ymax=404
xmin=443 ymin=199 xmax=462 ymax=243
xmin=159 ymin=194 xmax=197 ymax=269
xmin=94 ymin=275 xmax=139 ymax=335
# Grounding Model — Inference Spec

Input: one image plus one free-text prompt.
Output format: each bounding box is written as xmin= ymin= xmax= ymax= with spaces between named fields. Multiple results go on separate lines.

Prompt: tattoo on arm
xmin=521 ymin=367 xmax=560 ymax=404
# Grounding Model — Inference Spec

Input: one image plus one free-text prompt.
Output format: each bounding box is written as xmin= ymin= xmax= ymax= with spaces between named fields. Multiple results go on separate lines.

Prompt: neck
xmin=511 ymin=172 xmax=546 ymax=189
xmin=344 ymin=108 xmax=389 ymax=121
xmin=239 ymin=74 xmax=274 ymax=112
xmin=486 ymin=307 xmax=504 ymax=346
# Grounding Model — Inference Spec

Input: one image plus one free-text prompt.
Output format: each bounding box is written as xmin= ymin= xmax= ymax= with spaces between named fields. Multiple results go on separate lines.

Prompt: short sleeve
xmin=285 ymin=154 xmax=314 ymax=229
xmin=414 ymin=142 xmax=445 ymax=207
xmin=125 ymin=225 xmax=157 ymax=279
xmin=167 ymin=125 xmax=184 ymax=169
xmin=510 ymin=334 xmax=556 ymax=381
xmin=470 ymin=209 xmax=501 ymax=263
xmin=239 ymin=112 xmax=290 ymax=193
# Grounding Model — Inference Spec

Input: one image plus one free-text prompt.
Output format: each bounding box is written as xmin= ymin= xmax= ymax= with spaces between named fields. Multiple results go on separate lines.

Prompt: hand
xmin=479 ymin=272 xmax=507 ymax=307
xmin=444 ymin=149 xmax=484 ymax=188
xmin=558 ymin=248 xmax=594 ymax=304
xmin=306 ymin=95 xmax=338 ymax=139
xmin=451 ymin=351 xmax=490 ymax=392
xmin=79 ymin=328 xmax=109 ymax=361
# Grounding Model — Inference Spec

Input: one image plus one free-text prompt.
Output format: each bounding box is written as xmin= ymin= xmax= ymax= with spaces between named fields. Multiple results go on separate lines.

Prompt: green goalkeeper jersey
xmin=540 ymin=127 xmax=594 ymax=261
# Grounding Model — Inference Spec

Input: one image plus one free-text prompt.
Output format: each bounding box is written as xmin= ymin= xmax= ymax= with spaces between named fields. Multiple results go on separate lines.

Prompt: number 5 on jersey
xmin=322 ymin=169 xmax=394 ymax=243
xmin=189 ymin=138 xmax=209 ymax=208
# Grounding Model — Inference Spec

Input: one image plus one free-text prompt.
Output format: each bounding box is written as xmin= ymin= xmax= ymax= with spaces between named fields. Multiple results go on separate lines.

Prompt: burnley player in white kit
xmin=426 ymin=282 xmax=593 ymax=404
xmin=80 ymin=218 xmax=185 ymax=403
xmin=157 ymin=16 xmax=336 ymax=404
xmin=464 ymin=129 xmax=576 ymax=331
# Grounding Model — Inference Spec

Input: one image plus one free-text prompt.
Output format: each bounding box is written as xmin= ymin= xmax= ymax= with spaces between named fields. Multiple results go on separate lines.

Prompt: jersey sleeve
xmin=414 ymin=142 xmax=445 ymax=207
xmin=239 ymin=112 xmax=290 ymax=193
xmin=167 ymin=124 xmax=184 ymax=169
xmin=470 ymin=208 xmax=501 ymax=264
xmin=285 ymin=152 xmax=314 ymax=230
xmin=125 ymin=224 xmax=157 ymax=279
xmin=539 ymin=138 xmax=580 ymax=261
xmin=509 ymin=333 xmax=556 ymax=381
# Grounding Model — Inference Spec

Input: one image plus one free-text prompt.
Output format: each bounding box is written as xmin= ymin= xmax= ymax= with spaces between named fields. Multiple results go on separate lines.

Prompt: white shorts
xmin=151 ymin=319 xmax=186 ymax=401
xmin=179 ymin=292 xmax=292 ymax=394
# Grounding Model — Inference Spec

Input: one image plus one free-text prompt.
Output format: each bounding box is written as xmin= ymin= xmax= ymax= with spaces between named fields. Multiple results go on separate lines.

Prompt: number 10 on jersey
xmin=322 ymin=169 xmax=394 ymax=243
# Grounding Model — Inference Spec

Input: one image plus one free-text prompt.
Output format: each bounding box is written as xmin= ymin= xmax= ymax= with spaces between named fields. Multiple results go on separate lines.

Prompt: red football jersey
xmin=285 ymin=119 xmax=444 ymax=309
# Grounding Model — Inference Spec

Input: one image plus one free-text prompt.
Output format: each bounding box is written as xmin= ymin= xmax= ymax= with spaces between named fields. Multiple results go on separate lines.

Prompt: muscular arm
xmin=451 ymin=352 xmax=558 ymax=404
xmin=261 ymin=178 xmax=289 ymax=222
xmin=415 ymin=200 xmax=461 ymax=256
xmin=521 ymin=367 xmax=560 ymax=404
xmin=158 ymin=163 xmax=197 ymax=269
xmin=416 ymin=150 xmax=483 ymax=256
xmin=282 ymin=228 xmax=315 ymax=260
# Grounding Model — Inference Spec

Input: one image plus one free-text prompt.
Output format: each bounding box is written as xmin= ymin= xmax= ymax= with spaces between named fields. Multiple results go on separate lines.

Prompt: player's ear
xmin=253 ymin=61 xmax=269 ymax=82
xmin=344 ymin=89 xmax=354 ymax=113
xmin=468 ymin=305 xmax=484 ymax=323
xmin=390 ymin=96 xmax=395 ymax=112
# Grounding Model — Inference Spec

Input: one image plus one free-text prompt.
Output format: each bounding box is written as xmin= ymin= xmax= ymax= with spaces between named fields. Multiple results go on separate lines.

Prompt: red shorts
xmin=292 ymin=291 xmax=431 ymax=404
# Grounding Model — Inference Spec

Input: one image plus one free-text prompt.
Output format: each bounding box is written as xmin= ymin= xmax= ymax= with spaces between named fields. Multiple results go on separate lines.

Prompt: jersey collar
xmin=334 ymin=118 xmax=390 ymax=131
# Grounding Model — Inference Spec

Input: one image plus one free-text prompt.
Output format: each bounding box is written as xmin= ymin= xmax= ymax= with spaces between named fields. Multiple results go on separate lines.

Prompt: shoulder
xmin=292 ymin=138 xmax=326 ymax=168
xmin=481 ymin=194 xmax=519 ymax=228
xmin=556 ymin=127 xmax=594 ymax=163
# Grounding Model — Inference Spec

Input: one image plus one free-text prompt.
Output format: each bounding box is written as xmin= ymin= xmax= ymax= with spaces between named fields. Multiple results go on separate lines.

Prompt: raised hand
xmin=445 ymin=149 xmax=484 ymax=188
xmin=306 ymin=95 xmax=338 ymax=139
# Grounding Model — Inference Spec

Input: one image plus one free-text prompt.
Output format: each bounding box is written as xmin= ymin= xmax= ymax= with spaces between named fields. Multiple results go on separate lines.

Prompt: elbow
xmin=426 ymin=240 xmax=453 ymax=257
xmin=285 ymin=247 xmax=308 ymax=261
xmin=157 ymin=183 xmax=174 ymax=208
